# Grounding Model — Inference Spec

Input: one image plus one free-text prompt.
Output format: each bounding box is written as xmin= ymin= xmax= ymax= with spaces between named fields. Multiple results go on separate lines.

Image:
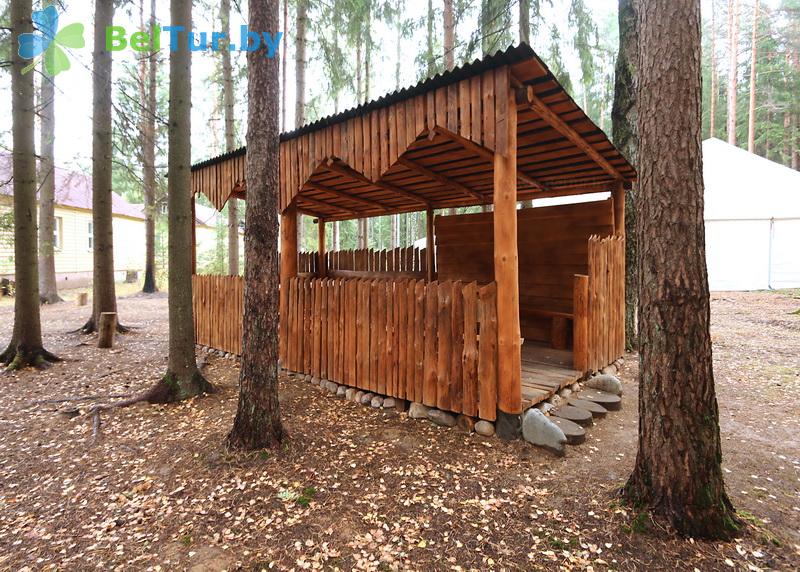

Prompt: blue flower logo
xmin=18 ymin=5 xmax=85 ymax=76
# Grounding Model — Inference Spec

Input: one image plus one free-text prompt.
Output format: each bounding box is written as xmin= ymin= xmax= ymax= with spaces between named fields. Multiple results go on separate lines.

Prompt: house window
xmin=53 ymin=216 xmax=63 ymax=250
xmin=88 ymin=222 xmax=93 ymax=249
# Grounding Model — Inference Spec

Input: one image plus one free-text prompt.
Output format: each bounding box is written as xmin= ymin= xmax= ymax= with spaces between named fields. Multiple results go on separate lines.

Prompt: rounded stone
xmin=456 ymin=414 xmax=476 ymax=433
xmin=549 ymin=416 xmax=586 ymax=445
xmin=345 ymin=388 xmax=356 ymax=400
xmin=580 ymin=389 xmax=622 ymax=411
xmin=382 ymin=397 xmax=396 ymax=409
xmin=408 ymin=402 xmax=430 ymax=419
xmin=310 ymin=377 xmax=321 ymax=386
xmin=370 ymin=396 xmax=384 ymax=408
xmin=567 ymin=397 xmax=608 ymax=418
xmin=585 ymin=374 xmax=623 ymax=396
xmin=522 ymin=409 xmax=566 ymax=456
xmin=360 ymin=392 xmax=375 ymax=405
xmin=601 ymin=364 xmax=618 ymax=376
xmin=354 ymin=390 xmax=365 ymax=403
xmin=570 ymin=382 xmax=582 ymax=392
xmin=427 ymin=409 xmax=457 ymax=427
xmin=551 ymin=405 xmax=593 ymax=427
xmin=547 ymin=394 xmax=564 ymax=408
xmin=304 ymin=374 xmax=312 ymax=383
xmin=474 ymin=420 xmax=495 ymax=437
xmin=536 ymin=402 xmax=554 ymax=413
xmin=336 ymin=386 xmax=347 ymax=398
xmin=558 ymin=388 xmax=573 ymax=398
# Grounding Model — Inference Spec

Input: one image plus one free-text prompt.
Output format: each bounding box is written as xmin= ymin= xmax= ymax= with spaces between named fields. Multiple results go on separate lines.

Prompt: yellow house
xmin=0 ymin=155 xmax=146 ymax=288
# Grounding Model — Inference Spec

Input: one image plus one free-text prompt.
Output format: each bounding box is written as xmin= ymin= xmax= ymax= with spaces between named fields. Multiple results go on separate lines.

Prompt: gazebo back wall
xmin=437 ymin=199 xmax=614 ymax=343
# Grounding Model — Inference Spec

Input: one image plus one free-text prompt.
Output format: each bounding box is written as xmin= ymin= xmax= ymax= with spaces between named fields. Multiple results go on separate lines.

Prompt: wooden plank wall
xmin=282 ymin=276 xmax=499 ymax=421
xmin=191 ymin=152 xmax=246 ymax=211
xmin=299 ymin=246 xmax=429 ymax=278
xmin=192 ymin=275 xmax=244 ymax=355
xmin=298 ymin=251 xmax=318 ymax=274
xmin=436 ymin=200 xmax=614 ymax=343
xmin=586 ymin=235 xmax=625 ymax=371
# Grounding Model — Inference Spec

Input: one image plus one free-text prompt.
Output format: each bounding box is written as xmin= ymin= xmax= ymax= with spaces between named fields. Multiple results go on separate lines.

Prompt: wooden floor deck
xmin=520 ymin=343 xmax=583 ymax=409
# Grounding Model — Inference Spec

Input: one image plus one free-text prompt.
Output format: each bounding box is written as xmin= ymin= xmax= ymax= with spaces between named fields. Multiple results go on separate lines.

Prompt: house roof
xmin=0 ymin=154 xmax=145 ymax=220
xmin=703 ymin=138 xmax=800 ymax=220
xmin=191 ymin=44 xmax=636 ymax=218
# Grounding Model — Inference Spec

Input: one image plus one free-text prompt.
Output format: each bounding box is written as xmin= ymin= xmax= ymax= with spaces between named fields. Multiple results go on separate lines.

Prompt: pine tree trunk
xmin=142 ymin=0 xmax=158 ymax=293
xmin=37 ymin=16 xmax=61 ymax=305
xmin=227 ymin=0 xmax=284 ymax=450
xmin=149 ymin=0 xmax=212 ymax=402
xmin=624 ymin=0 xmax=736 ymax=539
xmin=747 ymin=0 xmax=759 ymax=153
xmin=221 ymin=0 xmax=239 ymax=275
xmin=710 ymin=0 xmax=717 ymax=138
xmin=85 ymin=0 xmax=120 ymax=333
xmin=726 ymin=0 xmax=739 ymax=145
xmin=281 ymin=0 xmax=288 ymax=132
xmin=519 ymin=0 xmax=530 ymax=44
xmin=426 ymin=0 xmax=435 ymax=77
xmin=612 ymin=0 xmax=638 ymax=351
xmin=443 ymin=0 xmax=455 ymax=70
xmin=295 ymin=0 xmax=307 ymax=127
xmin=3 ymin=0 xmax=58 ymax=369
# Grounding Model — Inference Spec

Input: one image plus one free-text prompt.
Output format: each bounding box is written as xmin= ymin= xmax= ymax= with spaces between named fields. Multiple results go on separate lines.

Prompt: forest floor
xmin=0 ymin=289 xmax=798 ymax=571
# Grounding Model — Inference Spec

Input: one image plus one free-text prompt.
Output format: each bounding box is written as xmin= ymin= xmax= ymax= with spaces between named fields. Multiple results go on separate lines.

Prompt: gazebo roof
xmin=192 ymin=44 xmax=636 ymax=218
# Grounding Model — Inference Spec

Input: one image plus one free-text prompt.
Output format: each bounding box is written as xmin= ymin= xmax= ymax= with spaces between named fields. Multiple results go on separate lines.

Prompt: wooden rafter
xmin=397 ymin=157 xmax=483 ymax=201
xmin=432 ymin=127 xmax=550 ymax=192
xmin=297 ymin=194 xmax=359 ymax=217
xmin=324 ymin=161 xmax=431 ymax=207
xmin=305 ymin=180 xmax=388 ymax=212
xmin=516 ymin=86 xmax=623 ymax=180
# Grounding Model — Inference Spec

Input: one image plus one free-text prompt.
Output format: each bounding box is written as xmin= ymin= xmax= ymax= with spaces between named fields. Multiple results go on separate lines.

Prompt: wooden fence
xmin=281 ymin=276 xmax=499 ymax=421
xmin=572 ymin=235 xmax=625 ymax=372
xmin=298 ymin=247 xmax=429 ymax=278
xmin=193 ymin=274 xmax=244 ymax=355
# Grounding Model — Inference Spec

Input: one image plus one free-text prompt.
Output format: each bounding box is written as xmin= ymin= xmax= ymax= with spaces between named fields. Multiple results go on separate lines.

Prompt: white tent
xmin=703 ymin=138 xmax=800 ymax=291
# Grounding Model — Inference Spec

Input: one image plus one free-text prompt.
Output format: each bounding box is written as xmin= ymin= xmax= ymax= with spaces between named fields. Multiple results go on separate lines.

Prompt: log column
xmin=493 ymin=74 xmax=522 ymax=438
xmin=279 ymin=204 xmax=298 ymax=366
xmin=317 ymin=218 xmax=326 ymax=277
xmin=425 ymin=207 xmax=435 ymax=282
xmin=612 ymin=180 xmax=625 ymax=237
xmin=191 ymin=195 xmax=197 ymax=274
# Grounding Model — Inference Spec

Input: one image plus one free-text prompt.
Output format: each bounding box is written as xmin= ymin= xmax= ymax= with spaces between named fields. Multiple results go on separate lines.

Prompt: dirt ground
xmin=0 ymin=290 xmax=798 ymax=571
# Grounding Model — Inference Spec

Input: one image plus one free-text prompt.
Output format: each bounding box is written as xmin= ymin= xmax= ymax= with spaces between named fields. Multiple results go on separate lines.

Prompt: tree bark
xmin=84 ymin=0 xmax=121 ymax=333
xmin=149 ymin=0 xmax=213 ymax=403
xmin=612 ymin=0 xmax=638 ymax=351
xmin=624 ymin=0 xmax=737 ymax=539
xmin=142 ymin=0 xmax=158 ymax=293
xmin=281 ymin=0 xmax=288 ymax=132
xmin=426 ymin=0 xmax=435 ymax=76
xmin=443 ymin=0 xmax=455 ymax=70
xmin=727 ymin=0 xmax=739 ymax=145
xmin=295 ymin=0 xmax=307 ymax=127
xmin=710 ymin=0 xmax=717 ymax=138
xmin=519 ymin=0 xmax=530 ymax=44
xmin=38 ymin=5 xmax=62 ymax=305
xmin=221 ymin=0 xmax=239 ymax=276
xmin=747 ymin=0 xmax=759 ymax=153
xmin=227 ymin=0 xmax=284 ymax=450
xmin=2 ymin=0 xmax=58 ymax=369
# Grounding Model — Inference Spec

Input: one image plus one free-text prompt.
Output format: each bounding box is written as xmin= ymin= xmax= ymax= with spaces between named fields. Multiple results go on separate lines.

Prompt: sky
xmin=0 ymin=0 xmax=740 ymax=180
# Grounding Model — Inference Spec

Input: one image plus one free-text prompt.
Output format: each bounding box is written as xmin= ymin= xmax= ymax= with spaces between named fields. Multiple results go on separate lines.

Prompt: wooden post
xmin=279 ymin=204 xmax=299 ymax=367
xmin=492 ymin=71 xmax=522 ymax=426
xmin=317 ymin=218 xmax=327 ymax=278
xmin=191 ymin=195 xmax=197 ymax=274
xmin=612 ymin=180 xmax=625 ymax=237
xmin=98 ymin=312 xmax=117 ymax=348
xmin=76 ymin=292 xmax=88 ymax=306
xmin=573 ymin=274 xmax=589 ymax=372
xmin=425 ymin=207 xmax=434 ymax=282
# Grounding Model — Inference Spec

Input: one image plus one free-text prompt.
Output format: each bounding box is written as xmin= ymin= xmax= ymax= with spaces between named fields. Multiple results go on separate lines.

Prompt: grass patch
xmin=296 ymin=486 xmax=317 ymax=507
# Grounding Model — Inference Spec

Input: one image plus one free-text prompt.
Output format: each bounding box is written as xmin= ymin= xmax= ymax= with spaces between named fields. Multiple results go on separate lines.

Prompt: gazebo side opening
xmin=190 ymin=44 xmax=635 ymax=426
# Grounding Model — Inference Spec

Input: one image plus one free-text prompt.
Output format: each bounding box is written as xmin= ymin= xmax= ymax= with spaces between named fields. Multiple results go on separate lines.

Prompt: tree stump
xmin=76 ymin=292 xmax=88 ymax=306
xmin=98 ymin=312 xmax=117 ymax=348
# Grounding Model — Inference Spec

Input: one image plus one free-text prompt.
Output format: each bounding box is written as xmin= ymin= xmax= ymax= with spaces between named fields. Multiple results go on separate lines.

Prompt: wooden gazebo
xmin=190 ymin=44 xmax=635 ymax=432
